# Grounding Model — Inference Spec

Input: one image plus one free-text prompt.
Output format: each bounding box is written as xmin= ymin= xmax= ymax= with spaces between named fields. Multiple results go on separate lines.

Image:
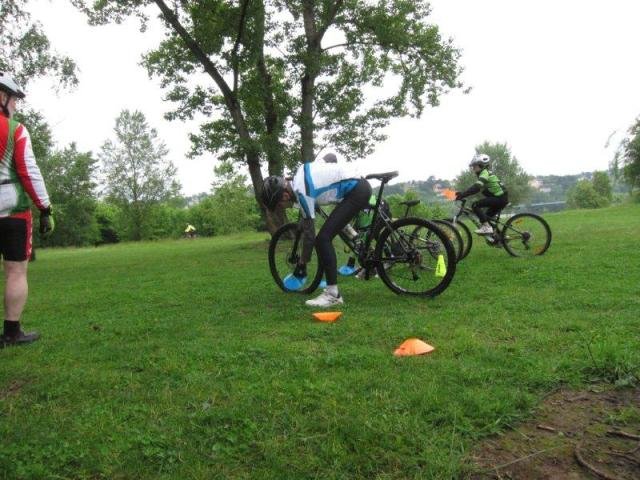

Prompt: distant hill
xmin=384 ymin=171 xmax=621 ymax=206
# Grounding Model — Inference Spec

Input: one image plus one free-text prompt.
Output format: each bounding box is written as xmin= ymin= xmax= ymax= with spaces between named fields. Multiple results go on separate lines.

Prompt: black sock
xmin=3 ymin=320 xmax=20 ymax=337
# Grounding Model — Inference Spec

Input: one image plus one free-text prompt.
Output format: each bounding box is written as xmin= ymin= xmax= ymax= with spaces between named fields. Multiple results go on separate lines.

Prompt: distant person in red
xmin=0 ymin=72 xmax=55 ymax=348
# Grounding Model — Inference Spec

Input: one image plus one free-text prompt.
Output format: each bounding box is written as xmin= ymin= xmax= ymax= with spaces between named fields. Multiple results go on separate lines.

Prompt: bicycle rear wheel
xmin=375 ymin=217 xmax=456 ymax=297
xmin=501 ymin=213 xmax=552 ymax=257
xmin=268 ymin=223 xmax=323 ymax=293
xmin=446 ymin=218 xmax=473 ymax=260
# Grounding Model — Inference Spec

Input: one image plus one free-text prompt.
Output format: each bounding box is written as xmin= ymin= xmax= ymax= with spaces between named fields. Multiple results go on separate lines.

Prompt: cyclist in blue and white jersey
xmin=262 ymin=153 xmax=372 ymax=307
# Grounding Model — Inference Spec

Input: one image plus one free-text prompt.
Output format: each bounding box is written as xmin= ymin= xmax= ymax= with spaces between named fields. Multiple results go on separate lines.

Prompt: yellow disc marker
xmin=435 ymin=254 xmax=447 ymax=278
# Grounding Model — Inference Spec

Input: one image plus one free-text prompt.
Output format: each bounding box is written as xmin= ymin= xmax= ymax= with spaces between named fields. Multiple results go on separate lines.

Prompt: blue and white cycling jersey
xmin=292 ymin=161 xmax=361 ymax=219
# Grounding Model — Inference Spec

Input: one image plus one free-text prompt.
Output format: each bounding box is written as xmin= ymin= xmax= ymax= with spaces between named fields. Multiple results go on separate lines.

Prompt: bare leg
xmin=4 ymin=260 xmax=28 ymax=321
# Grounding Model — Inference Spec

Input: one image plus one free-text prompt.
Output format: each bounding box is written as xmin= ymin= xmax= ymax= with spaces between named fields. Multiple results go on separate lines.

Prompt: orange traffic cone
xmin=313 ymin=312 xmax=343 ymax=323
xmin=394 ymin=338 xmax=435 ymax=357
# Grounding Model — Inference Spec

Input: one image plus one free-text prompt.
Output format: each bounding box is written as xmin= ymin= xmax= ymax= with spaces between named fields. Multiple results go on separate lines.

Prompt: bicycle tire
xmin=501 ymin=213 xmax=552 ymax=257
xmin=375 ymin=217 xmax=456 ymax=297
xmin=432 ymin=219 xmax=464 ymax=262
xmin=446 ymin=218 xmax=473 ymax=260
xmin=268 ymin=223 xmax=323 ymax=294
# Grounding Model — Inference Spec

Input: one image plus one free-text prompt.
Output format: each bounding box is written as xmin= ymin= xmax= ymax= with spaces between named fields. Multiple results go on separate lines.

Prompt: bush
xmin=567 ymin=180 xmax=610 ymax=209
xmin=95 ymin=202 xmax=121 ymax=244
xmin=146 ymin=204 xmax=188 ymax=239
xmin=386 ymin=191 xmax=447 ymax=219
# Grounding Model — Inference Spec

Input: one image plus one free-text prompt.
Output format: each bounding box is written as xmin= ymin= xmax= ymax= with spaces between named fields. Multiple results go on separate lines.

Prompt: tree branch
xmin=152 ymin=0 xmax=235 ymax=105
xmin=318 ymin=0 xmax=344 ymax=40
xmin=232 ymin=0 xmax=251 ymax=93
xmin=322 ymin=40 xmax=376 ymax=52
xmin=152 ymin=0 xmax=257 ymax=164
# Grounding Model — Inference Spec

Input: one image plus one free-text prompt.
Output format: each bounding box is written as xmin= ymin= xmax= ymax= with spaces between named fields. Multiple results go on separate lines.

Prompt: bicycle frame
xmin=316 ymin=178 xmax=396 ymax=270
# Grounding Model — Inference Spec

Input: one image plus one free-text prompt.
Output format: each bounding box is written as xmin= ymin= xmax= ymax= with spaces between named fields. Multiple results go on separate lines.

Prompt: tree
xmin=187 ymin=161 xmax=260 ymax=236
xmin=73 ymin=0 xmax=463 ymax=230
xmin=13 ymin=109 xmax=54 ymax=160
xmin=1 ymin=0 xmax=77 ymax=87
xmin=566 ymin=179 xmax=609 ymax=209
xmin=100 ymin=110 xmax=182 ymax=240
xmin=454 ymin=142 xmax=532 ymax=205
xmin=616 ymin=117 xmax=640 ymax=193
xmin=38 ymin=144 xmax=100 ymax=246
xmin=591 ymin=171 xmax=612 ymax=202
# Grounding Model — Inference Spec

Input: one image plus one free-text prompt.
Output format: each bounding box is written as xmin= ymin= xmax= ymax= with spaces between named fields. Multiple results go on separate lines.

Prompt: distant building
xmin=529 ymin=178 xmax=544 ymax=190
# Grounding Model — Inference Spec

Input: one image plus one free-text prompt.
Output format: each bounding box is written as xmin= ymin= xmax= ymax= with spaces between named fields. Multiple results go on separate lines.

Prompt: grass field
xmin=1 ymin=204 xmax=639 ymax=479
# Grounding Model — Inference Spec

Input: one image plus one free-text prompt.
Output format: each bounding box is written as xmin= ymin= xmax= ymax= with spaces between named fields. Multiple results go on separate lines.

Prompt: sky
xmin=26 ymin=0 xmax=640 ymax=195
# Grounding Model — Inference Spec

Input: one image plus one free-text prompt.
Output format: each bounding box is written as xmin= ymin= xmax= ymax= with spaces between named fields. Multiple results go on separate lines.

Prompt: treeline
xmin=20 ymin=109 xmax=259 ymax=248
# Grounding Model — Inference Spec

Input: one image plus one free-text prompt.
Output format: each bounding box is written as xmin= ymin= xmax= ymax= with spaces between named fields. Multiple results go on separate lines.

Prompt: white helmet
xmin=469 ymin=153 xmax=490 ymax=168
xmin=0 ymin=72 xmax=26 ymax=99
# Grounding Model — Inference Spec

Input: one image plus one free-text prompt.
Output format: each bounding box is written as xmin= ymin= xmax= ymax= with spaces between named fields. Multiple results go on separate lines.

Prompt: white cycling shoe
xmin=305 ymin=290 xmax=344 ymax=308
xmin=475 ymin=223 xmax=494 ymax=235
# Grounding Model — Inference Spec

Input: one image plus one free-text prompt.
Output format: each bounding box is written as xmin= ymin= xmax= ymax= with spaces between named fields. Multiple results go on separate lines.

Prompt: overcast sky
xmin=26 ymin=0 xmax=640 ymax=195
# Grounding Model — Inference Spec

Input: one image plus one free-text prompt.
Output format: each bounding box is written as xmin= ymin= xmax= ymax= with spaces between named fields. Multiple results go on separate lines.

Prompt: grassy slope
xmin=1 ymin=205 xmax=639 ymax=479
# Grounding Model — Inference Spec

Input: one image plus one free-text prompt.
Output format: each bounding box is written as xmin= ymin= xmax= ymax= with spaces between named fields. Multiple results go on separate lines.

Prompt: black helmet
xmin=262 ymin=176 xmax=287 ymax=210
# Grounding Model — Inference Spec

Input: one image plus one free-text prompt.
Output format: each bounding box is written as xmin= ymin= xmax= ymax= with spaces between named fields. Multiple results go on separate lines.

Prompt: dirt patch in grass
xmin=469 ymin=386 xmax=640 ymax=479
xmin=0 ymin=379 xmax=28 ymax=400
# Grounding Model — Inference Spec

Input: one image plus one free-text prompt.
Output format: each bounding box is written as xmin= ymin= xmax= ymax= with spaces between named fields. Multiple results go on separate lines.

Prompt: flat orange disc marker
xmin=394 ymin=338 xmax=435 ymax=357
xmin=312 ymin=312 xmax=343 ymax=323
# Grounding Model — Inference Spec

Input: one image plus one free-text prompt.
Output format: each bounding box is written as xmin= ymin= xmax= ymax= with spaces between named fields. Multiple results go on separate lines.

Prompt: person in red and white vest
xmin=0 ymin=72 xmax=54 ymax=348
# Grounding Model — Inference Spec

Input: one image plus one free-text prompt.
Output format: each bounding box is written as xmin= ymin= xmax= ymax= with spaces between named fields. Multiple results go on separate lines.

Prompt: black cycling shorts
xmin=0 ymin=214 xmax=33 ymax=262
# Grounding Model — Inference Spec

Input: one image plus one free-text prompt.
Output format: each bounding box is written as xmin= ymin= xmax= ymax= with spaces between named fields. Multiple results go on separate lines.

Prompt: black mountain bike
xmin=268 ymin=172 xmax=457 ymax=297
xmin=451 ymin=199 xmax=552 ymax=257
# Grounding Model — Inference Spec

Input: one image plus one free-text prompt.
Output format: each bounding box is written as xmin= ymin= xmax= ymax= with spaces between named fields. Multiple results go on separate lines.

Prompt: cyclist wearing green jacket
xmin=0 ymin=72 xmax=54 ymax=349
xmin=456 ymin=154 xmax=508 ymax=235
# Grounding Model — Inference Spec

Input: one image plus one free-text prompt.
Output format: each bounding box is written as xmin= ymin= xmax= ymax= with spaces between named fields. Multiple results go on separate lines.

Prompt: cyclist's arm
xmin=296 ymin=191 xmax=316 ymax=264
xmin=300 ymin=217 xmax=315 ymax=264
xmin=459 ymin=171 xmax=487 ymax=198
xmin=14 ymin=124 xmax=51 ymax=210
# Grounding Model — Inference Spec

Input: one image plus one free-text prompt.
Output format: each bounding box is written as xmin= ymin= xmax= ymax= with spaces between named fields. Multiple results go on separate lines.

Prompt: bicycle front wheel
xmin=268 ymin=223 xmax=323 ymax=293
xmin=501 ymin=213 xmax=552 ymax=257
xmin=375 ymin=217 xmax=456 ymax=297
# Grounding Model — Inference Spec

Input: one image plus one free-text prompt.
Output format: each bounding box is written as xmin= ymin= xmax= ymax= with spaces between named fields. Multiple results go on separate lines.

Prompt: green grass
xmin=1 ymin=205 xmax=639 ymax=479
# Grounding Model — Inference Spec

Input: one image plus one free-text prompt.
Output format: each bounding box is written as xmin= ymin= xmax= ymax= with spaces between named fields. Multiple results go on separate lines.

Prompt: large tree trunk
xmin=300 ymin=72 xmax=316 ymax=164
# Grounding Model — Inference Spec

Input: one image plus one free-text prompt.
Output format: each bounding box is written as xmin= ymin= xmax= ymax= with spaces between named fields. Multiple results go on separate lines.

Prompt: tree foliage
xmin=615 ymin=117 xmax=640 ymax=193
xmin=567 ymin=179 xmax=610 ymax=209
xmin=73 ymin=0 xmax=463 ymax=229
xmin=38 ymin=144 xmax=100 ymax=246
xmin=13 ymin=109 xmax=53 ymax=160
xmin=454 ymin=142 xmax=532 ymax=205
xmin=0 ymin=0 xmax=77 ymax=87
xmin=188 ymin=161 xmax=260 ymax=236
xmin=100 ymin=110 xmax=182 ymax=240
xmin=591 ymin=170 xmax=612 ymax=202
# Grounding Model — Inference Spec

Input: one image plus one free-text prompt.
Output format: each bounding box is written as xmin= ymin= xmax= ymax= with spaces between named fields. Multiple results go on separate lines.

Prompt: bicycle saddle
xmin=365 ymin=171 xmax=399 ymax=182
xmin=400 ymin=200 xmax=420 ymax=207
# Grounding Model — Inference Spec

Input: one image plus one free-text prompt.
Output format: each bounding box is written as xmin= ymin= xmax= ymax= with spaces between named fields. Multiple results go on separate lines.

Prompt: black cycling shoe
xmin=0 ymin=330 xmax=40 ymax=348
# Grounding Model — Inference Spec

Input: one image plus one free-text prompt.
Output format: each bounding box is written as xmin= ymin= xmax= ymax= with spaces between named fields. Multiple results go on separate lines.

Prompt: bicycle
xmin=268 ymin=171 xmax=457 ymax=297
xmin=451 ymin=199 xmax=552 ymax=257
